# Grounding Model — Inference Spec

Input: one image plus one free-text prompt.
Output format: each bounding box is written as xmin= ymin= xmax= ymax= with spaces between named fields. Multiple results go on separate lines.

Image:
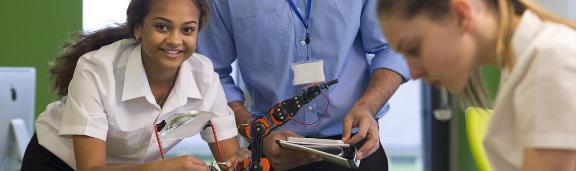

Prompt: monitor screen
xmin=0 ymin=67 xmax=35 ymax=171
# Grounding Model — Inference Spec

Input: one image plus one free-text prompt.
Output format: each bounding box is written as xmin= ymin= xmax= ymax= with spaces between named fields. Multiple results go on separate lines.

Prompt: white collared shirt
xmin=35 ymin=39 xmax=238 ymax=169
xmin=485 ymin=11 xmax=576 ymax=170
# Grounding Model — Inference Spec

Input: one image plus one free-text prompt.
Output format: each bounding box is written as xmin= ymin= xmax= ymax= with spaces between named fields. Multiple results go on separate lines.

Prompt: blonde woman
xmin=377 ymin=0 xmax=576 ymax=170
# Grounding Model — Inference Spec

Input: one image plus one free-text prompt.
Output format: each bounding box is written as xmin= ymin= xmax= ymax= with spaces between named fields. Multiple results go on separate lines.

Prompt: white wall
xmin=534 ymin=0 xmax=576 ymax=19
xmin=83 ymin=0 xmax=130 ymax=32
xmin=379 ymin=80 xmax=423 ymax=158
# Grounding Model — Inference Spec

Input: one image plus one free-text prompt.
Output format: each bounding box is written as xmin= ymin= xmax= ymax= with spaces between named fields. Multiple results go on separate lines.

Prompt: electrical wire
xmin=292 ymin=93 xmax=330 ymax=127
xmin=155 ymin=121 xmax=228 ymax=170
xmin=209 ymin=123 xmax=224 ymax=162
xmin=154 ymin=124 xmax=166 ymax=160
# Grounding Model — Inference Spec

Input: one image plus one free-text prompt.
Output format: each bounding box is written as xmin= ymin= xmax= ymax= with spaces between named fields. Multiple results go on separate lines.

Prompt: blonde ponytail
xmin=494 ymin=0 xmax=518 ymax=69
xmin=496 ymin=0 xmax=576 ymax=70
xmin=459 ymin=0 xmax=520 ymax=108
xmin=463 ymin=0 xmax=576 ymax=108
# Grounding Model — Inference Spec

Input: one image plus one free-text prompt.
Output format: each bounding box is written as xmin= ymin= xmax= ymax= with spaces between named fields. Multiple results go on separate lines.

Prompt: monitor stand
xmin=5 ymin=118 xmax=31 ymax=171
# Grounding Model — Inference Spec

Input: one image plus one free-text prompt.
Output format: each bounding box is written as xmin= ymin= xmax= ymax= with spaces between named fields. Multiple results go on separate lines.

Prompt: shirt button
xmin=307 ymin=106 xmax=314 ymax=111
xmin=300 ymin=40 xmax=306 ymax=46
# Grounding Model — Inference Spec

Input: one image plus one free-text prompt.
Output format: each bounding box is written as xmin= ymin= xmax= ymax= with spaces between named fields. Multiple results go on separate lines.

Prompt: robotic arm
xmin=238 ymin=79 xmax=338 ymax=140
xmin=238 ymin=79 xmax=338 ymax=171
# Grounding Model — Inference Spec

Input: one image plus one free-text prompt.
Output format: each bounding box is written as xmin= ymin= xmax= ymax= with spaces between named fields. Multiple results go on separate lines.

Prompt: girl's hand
xmin=162 ymin=156 xmax=209 ymax=171
xmin=217 ymin=147 xmax=251 ymax=171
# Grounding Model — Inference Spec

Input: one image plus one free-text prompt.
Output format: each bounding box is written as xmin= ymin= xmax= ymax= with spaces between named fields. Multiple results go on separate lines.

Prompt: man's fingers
xmin=266 ymin=130 xmax=304 ymax=156
xmin=276 ymin=146 xmax=320 ymax=161
xmin=285 ymin=155 xmax=321 ymax=165
xmin=356 ymin=138 xmax=376 ymax=159
xmin=267 ymin=133 xmax=322 ymax=170
xmin=278 ymin=154 xmax=322 ymax=170
xmin=282 ymin=130 xmax=303 ymax=138
xmin=357 ymin=126 xmax=379 ymax=159
xmin=269 ymin=150 xmax=322 ymax=171
xmin=348 ymin=119 xmax=370 ymax=144
xmin=292 ymin=149 xmax=321 ymax=159
xmin=341 ymin=115 xmax=354 ymax=142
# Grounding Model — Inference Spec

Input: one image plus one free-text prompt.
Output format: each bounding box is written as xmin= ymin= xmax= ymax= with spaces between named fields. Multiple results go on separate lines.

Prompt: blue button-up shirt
xmin=198 ymin=0 xmax=409 ymax=138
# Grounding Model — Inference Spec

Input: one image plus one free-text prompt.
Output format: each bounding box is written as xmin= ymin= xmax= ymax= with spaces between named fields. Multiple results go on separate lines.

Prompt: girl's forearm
xmin=522 ymin=148 xmax=576 ymax=171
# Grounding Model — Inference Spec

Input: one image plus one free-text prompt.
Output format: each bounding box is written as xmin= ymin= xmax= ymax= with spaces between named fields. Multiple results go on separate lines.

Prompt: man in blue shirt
xmin=198 ymin=0 xmax=409 ymax=170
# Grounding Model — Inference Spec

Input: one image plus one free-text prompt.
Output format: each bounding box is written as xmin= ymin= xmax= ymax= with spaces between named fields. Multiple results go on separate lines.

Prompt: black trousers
xmin=21 ymin=133 xmax=74 ymax=171
xmin=288 ymin=134 xmax=388 ymax=171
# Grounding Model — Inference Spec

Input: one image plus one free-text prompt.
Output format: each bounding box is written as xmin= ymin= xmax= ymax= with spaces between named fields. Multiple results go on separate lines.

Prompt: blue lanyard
xmin=288 ymin=0 xmax=312 ymax=29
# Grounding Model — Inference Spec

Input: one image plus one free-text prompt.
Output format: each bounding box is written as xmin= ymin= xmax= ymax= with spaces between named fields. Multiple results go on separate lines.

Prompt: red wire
xmin=210 ymin=123 xmax=224 ymax=162
xmin=154 ymin=123 xmax=227 ymax=170
xmin=292 ymin=93 xmax=330 ymax=127
xmin=154 ymin=124 xmax=166 ymax=160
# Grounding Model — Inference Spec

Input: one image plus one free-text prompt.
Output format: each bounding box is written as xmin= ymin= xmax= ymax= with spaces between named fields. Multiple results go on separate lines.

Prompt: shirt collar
xmin=173 ymin=57 xmax=203 ymax=103
xmin=121 ymin=46 xmax=203 ymax=104
xmin=121 ymin=44 xmax=153 ymax=102
xmin=511 ymin=10 xmax=543 ymax=59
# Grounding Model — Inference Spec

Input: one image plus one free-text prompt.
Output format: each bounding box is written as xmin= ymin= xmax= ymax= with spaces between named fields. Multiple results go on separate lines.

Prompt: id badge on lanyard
xmin=288 ymin=0 xmax=325 ymax=85
xmin=291 ymin=59 xmax=325 ymax=85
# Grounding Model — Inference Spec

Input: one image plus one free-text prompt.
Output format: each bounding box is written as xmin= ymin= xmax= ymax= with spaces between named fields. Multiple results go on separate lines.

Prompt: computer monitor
xmin=0 ymin=67 xmax=35 ymax=171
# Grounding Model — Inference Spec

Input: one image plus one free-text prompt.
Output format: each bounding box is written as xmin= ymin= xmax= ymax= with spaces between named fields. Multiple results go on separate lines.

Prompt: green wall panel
xmin=0 ymin=1 xmax=82 ymax=118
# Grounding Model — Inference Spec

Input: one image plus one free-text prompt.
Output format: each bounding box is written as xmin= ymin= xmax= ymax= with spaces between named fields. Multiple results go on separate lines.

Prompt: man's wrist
xmin=229 ymin=101 xmax=251 ymax=125
xmin=229 ymin=101 xmax=245 ymax=113
xmin=355 ymin=98 xmax=380 ymax=116
xmin=356 ymin=69 xmax=403 ymax=117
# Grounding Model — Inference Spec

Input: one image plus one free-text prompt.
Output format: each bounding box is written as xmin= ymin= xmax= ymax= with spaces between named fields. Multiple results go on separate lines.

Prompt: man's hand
xmin=229 ymin=101 xmax=252 ymax=126
xmin=342 ymin=103 xmax=380 ymax=160
xmin=228 ymin=101 xmax=322 ymax=170
xmin=263 ymin=130 xmax=322 ymax=171
xmin=342 ymin=69 xmax=403 ymax=160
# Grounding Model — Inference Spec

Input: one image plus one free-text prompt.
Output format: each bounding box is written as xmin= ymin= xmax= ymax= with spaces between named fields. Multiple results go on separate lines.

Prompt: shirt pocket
xmin=106 ymin=126 xmax=149 ymax=162
xmin=231 ymin=9 xmax=290 ymax=71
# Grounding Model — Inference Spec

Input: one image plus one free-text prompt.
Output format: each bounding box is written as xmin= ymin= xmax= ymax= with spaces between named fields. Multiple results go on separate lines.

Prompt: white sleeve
xmin=200 ymin=72 xmax=238 ymax=143
xmin=514 ymin=44 xmax=576 ymax=149
xmin=59 ymin=59 xmax=109 ymax=141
